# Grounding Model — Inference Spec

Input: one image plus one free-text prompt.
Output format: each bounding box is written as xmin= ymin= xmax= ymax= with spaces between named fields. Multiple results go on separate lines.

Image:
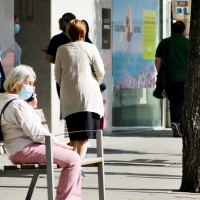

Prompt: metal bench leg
xmin=98 ymin=162 xmax=105 ymax=200
xmin=25 ymin=173 xmax=39 ymax=200
xmin=96 ymin=130 xmax=105 ymax=200
xmin=45 ymin=135 xmax=55 ymax=200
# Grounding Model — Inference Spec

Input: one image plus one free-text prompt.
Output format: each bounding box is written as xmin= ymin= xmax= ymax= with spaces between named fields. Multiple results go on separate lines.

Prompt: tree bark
xmin=181 ymin=1 xmax=200 ymax=192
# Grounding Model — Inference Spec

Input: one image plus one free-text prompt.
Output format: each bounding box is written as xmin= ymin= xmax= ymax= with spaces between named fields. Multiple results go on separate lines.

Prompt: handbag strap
xmin=1 ymin=98 xmax=17 ymax=118
xmin=76 ymin=42 xmax=94 ymax=71
xmin=0 ymin=98 xmax=16 ymax=141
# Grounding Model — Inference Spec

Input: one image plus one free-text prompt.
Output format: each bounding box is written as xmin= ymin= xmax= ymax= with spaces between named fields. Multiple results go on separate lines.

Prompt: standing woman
xmin=55 ymin=19 xmax=105 ymax=160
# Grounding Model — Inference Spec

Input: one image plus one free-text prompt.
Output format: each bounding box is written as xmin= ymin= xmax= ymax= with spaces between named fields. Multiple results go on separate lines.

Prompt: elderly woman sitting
xmin=0 ymin=65 xmax=81 ymax=200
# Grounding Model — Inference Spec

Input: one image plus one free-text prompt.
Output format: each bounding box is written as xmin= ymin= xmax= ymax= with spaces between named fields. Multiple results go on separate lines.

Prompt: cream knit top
xmin=0 ymin=94 xmax=60 ymax=156
xmin=55 ymin=41 xmax=105 ymax=119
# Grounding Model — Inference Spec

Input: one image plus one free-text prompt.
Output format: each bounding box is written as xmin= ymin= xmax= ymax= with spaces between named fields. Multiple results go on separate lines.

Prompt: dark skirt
xmin=65 ymin=111 xmax=100 ymax=141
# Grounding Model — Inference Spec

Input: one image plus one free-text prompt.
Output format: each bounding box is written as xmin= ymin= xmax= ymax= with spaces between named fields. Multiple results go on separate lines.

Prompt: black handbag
xmin=153 ymin=66 xmax=167 ymax=99
xmin=100 ymin=83 xmax=106 ymax=92
xmin=153 ymin=39 xmax=168 ymax=99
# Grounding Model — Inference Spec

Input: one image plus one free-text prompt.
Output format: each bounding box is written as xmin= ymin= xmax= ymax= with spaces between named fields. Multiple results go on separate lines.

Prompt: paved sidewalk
xmin=0 ymin=129 xmax=200 ymax=200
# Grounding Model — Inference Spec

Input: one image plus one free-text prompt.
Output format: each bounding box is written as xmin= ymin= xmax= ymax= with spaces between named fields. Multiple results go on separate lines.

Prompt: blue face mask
xmin=18 ymin=85 xmax=33 ymax=100
xmin=14 ymin=24 xmax=20 ymax=34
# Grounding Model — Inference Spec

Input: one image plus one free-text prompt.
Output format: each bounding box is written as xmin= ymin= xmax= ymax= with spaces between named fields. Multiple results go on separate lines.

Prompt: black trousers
xmin=165 ymin=81 xmax=184 ymax=124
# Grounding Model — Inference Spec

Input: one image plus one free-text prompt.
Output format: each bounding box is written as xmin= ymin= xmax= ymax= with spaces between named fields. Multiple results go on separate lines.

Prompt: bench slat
xmin=81 ymin=157 xmax=102 ymax=166
xmin=4 ymin=164 xmax=39 ymax=170
xmin=3 ymin=157 xmax=102 ymax=170
xmin=4 ymin=164 xmax=58 ymax=170
xmin=4 ymin=164 xmax=22 ymax=170
xmin=38 ymin=164 xmax=58 ymax=169
xmin=21 ymin=164 xmax=39 ymax=169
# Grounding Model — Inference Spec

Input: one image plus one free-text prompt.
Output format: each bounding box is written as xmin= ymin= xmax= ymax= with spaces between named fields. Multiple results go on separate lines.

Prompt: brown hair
xmin=67 ymin=19 xmax=86 ymax=41
xmin=82 ymin=20 xmax=89 ymax=39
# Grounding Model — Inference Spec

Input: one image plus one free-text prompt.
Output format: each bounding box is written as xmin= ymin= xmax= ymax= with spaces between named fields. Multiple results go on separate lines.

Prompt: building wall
xmin=14 ymin=0 xmax=63 ymax=139
xmin=14 ymin=0 xmax=112 ymax=137
xmin=0 ymin=0 xmax=14 ymax=74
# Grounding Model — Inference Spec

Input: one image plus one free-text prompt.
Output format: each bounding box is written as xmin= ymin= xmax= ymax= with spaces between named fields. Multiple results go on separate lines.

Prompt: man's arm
xmin=43 ymin=36 xmax=56 ymax=64
xmin=41 ymin=46 xmax=56 ymax=64
xmin=155 ymin=57 xmax=162 ymax=73
xmin=45 ymin=53 xmax=55 ymax=64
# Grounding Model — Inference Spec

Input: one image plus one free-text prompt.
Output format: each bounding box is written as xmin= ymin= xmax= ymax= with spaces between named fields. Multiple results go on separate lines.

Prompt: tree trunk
xmin=181 ymin=1 xmax=200 ymax=192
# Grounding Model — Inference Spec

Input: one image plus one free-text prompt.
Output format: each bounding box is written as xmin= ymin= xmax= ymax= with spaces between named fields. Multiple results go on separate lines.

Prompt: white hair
xmin=4 ymin=64 xmax=36 ymax=93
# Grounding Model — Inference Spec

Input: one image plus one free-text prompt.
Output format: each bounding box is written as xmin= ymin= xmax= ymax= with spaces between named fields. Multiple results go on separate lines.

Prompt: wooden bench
xmin=0 ymin=110 xmax=105 ymax=200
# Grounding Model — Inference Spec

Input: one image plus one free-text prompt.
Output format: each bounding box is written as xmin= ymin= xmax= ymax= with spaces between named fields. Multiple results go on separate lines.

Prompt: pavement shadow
xmin=106 ymin=129 xmax=174 ymax=138
xmin=87 ymin=147 xmax=182 ymax=157
xmin=85 ymin=171 xmax=181 ymax=179
xmin=81 ymin=187 xmax=183 ymax=193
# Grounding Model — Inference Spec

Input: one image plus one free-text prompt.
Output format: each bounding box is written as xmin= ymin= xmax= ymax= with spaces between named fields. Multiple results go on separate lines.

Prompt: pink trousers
xmin=9 ymin=143 xmax=81 ymax=200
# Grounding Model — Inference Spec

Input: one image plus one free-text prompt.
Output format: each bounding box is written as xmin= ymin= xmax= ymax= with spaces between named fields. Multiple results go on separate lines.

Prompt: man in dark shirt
xmin=45 ymin=13 xmax=76 ymax=64
xmin=155 ymin=21 xmax=189 ymax=137
xmin=46 ymin=14 xmax=92 ymax=64
xmin=46 ymin=33 xmax=71 ymax=63
xmin=44 ymin=13 xmax=92 ymax=98
xmin=44 ymin=13 xmax=76 ymax=98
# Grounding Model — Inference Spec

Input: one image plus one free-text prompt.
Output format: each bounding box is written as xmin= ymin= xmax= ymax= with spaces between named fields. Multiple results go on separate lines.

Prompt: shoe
xmin=171 ymin=123 xmax=182 ymax=137
xmin=81 ymin=170 xmax=85 ymax=177
xmin=81 ymin=170 xmax=85 ymax=180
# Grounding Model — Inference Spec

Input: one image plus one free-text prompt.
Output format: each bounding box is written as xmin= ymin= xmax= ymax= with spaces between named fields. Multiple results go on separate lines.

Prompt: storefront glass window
xmin=112 ymin=0 xmax=161 ymax=128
